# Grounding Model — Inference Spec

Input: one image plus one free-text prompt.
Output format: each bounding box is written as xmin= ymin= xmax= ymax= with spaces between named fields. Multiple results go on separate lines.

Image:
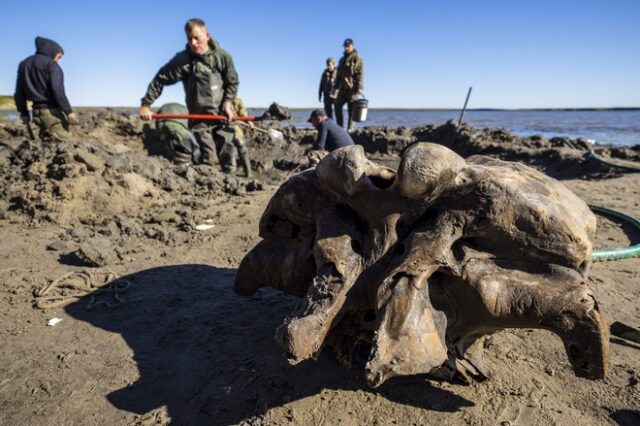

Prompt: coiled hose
xmin=590 ymin=205 xmax=640 ymax=261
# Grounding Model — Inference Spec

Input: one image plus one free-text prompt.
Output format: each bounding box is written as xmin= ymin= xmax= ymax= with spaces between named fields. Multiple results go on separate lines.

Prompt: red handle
xmin=151 ymin=113 xmax=258 ymax=121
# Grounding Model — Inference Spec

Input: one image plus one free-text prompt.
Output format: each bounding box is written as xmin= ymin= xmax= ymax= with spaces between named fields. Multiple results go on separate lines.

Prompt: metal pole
xmin=26 ymin=122 xmax=36 ymax=140
xmin=457 ymin=86 xmax=473 ymax=128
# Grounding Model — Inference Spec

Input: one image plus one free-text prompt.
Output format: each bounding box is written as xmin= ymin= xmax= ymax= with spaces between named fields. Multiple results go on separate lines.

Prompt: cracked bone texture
xmin=234 ymin=142 xmax=609 ymax=387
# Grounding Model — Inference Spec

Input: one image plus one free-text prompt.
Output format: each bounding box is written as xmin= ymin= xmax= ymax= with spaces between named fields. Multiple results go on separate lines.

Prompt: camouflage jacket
xmin=233 ymin=97 xmax=248 ymax=117
xmin=233 ymin=97 xmax=248 ymax=139
xmin=336 ymin=50 xmax=364 ymax=95
xmin=141 ymin=39 xmax=239 ymax=114
xmin=318 ymin=68 xmax=337 ymax=99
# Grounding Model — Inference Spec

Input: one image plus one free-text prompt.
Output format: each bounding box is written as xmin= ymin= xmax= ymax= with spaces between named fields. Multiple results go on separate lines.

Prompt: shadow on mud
xmin=610 ymin=409 xmax=640 ymax=426
xmin=65 ymin=264 xmax=473 ymax=424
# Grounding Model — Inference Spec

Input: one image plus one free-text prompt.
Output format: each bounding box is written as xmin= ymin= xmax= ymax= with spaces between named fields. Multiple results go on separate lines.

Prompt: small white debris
xmin=47 ymin=317 xmax=63 ymax=326
xmin=195 ymin=224 xmax=215 ymax=231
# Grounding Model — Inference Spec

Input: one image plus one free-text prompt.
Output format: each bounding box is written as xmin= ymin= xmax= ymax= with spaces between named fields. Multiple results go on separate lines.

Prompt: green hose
xmin=588 ymin=150 xmax=640 ymax=172
xmin=590 ymin=205 xmax=640 ymax=261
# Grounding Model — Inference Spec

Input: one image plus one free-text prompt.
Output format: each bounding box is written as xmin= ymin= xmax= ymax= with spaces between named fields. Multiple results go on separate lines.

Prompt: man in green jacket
xmin=334 ymin=38 xmax=364 ymax=131
xmin=139 ymin=18 xmax=239 ymax=172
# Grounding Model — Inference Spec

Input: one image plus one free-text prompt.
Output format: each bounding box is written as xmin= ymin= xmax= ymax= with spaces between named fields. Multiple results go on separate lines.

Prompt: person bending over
xmin=307 ymin=108 xmax=354 ymax=153
xmin=139 ymin=18 xmax=239 ymax=173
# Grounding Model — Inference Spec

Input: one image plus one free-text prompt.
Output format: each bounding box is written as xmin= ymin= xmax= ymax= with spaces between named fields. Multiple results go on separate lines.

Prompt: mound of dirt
xmin=0 ymin=111 xmax=272 ymax=268
xmin=1 ymin=112 xmax=637 ymax=252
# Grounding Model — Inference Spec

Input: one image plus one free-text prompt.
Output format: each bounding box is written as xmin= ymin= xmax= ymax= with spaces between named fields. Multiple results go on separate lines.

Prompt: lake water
xmin=279 ymin=109 xmax=640 ymax=147
xmin=3 ymin=109 xmax=638 ymax=147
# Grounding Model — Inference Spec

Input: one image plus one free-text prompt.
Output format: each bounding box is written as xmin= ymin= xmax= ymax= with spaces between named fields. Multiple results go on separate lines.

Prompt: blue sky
xmin=1 ymin=0 xmax=638 ymax=108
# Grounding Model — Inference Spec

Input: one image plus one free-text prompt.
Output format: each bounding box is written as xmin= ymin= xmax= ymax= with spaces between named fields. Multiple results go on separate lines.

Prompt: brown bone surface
xmin=234 ymin=143 xmax=609 ymax=387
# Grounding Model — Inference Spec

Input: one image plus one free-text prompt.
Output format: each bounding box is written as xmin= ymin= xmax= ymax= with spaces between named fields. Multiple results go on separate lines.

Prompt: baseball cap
xmin=307 ymin=108 xmax=326 ymax=123
xmin=343 ymin=38 xmax=354 ymax=47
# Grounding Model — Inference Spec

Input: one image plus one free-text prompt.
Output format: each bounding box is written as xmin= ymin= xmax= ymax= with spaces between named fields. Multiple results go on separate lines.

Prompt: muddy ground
xmin=0 ymin=111 xmax=639 ymax=425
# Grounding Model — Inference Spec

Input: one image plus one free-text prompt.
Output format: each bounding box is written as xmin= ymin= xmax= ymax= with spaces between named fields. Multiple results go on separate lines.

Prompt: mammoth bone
xmin=234 ymin=143 xmax=609 ymax=387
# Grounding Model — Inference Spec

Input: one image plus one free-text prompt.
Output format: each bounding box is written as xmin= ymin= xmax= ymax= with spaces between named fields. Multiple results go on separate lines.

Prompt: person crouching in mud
xmin=306 ymin=108 xmax=354 ymax=165
xmin=139 ymin=18 xmax=240 ymax=174
xmin=154 ymin=103 xmax=201 ymax=165
xmin=154 ymin=99 xmax=252 ymax=176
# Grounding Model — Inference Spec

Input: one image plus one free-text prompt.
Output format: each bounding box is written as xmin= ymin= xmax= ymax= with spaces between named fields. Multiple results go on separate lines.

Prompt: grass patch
xmin=0 ymin=96 xmax=16 ymax=111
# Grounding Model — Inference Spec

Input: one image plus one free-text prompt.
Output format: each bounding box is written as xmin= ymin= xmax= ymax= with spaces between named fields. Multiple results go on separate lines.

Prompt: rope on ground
xmin=34 ymin=270 xmax=131 ymax=310
xmin=590 ymin=205 xmax=640 ymax=261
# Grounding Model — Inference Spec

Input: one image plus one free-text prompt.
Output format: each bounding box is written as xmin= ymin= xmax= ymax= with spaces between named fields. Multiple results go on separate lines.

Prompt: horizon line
xmin=1 ymin=96 xmax=638 ymax=111
xmin=1 ymin=103 xmax=639 ymax=113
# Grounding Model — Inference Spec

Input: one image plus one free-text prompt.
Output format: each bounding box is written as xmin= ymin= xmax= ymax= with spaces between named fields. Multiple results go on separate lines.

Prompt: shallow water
xmin=282 ymin=109 xmax=640 ymax=147
xmin=3 ymin=108 xmax=638 ymax=147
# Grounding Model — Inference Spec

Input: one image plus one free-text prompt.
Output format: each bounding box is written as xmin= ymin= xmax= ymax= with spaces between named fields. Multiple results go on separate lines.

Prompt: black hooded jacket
xmin=14 ymin=37 xmax=72 ymax=116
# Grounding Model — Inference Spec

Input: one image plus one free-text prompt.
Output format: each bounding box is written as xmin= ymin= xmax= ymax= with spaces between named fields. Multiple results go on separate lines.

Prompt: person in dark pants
xmin=308 ymin=109 xmax=354 ymax=152
xmin=334 ymin=38 xmax=364 ymax=131
xmin=139 ymin=18 xmax=239 ymax=172
xmin=14 ymin=36 xmax=78 ymax=141
xmin=318 ymin=57 xmax=337 ymax=119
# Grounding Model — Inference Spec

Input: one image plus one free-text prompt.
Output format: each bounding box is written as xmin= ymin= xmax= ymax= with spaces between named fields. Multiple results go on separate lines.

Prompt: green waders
xmin=191 ymin=119 xmax=248 ymax=175
xmin=32 ymin=108 xmax=71 ymax=142
xmin=190 ymin=118 xmax=236 ymax=171
xmin=228 ymin=133 xmax=250 ymax=177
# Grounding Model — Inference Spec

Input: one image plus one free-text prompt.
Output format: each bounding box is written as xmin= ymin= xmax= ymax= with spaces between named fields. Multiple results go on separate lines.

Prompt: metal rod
xmin=26 ymin=122 xmax=36 ymax=140
xmin=457 ymin=86 xmax=473 ymax=128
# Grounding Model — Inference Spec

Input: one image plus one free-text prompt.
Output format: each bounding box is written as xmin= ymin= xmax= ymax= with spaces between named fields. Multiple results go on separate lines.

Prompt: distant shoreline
xmin=4 ymin=106 xmax=638 ymax=117
xmin=0 ymin=99 xmax=639 ymax=114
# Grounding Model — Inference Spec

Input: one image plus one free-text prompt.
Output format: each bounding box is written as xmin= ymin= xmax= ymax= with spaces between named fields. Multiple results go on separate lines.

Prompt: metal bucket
xmin=352 ymin=97 xmax=368 ymax=122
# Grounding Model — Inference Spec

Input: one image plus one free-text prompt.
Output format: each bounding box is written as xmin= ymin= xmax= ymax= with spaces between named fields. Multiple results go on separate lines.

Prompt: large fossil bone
xmin=235 ymin=143 xmax=609 ymax=387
